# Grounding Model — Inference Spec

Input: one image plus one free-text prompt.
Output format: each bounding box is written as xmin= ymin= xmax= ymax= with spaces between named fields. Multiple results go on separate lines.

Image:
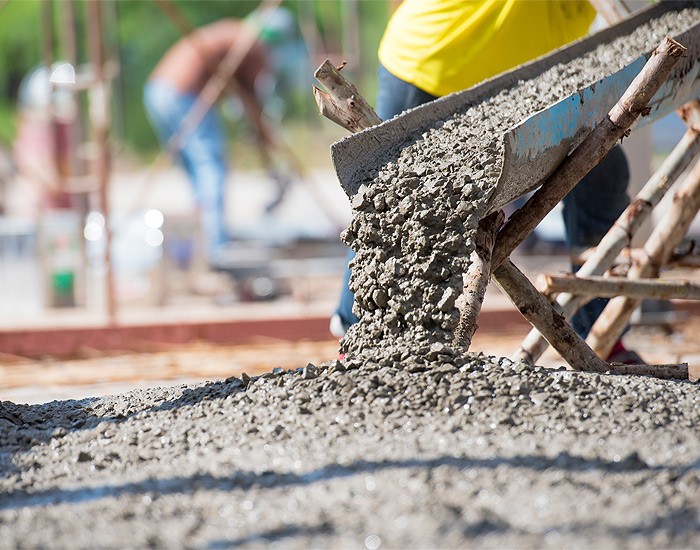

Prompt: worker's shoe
xmin=329 ymin=313 xmax=347 ymax=338
xmin=606 ymin=340 xmax=646 ymax=365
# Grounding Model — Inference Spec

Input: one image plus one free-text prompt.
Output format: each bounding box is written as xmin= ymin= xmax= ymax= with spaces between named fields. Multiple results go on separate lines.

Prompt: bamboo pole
xmin=455 ymin=211 xmax=504 ymax=349
xmin=538 ymin=273 xmax=700 ymax=301
xmin=514 ymin=108 xmax=700 ymax=364
xmin=588 ymin=0 xmax=630 ymax=26
xmin=313 ymin=59 xmax=381 ymax=133
xmin=492 ymin=260 xmax=610 ymax=372
xmin=491 ymin=37 xmax=687 ymax=270
xmin=86 ymin=0 xmax=117 ymax=323
xmin=587 ymin=155 xmax=700 ymax=358
xmin=607 ymin=362 xmax=688 ymax=380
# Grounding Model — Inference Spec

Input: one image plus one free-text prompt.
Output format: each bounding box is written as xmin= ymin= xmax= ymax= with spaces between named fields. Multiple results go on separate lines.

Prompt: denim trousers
xmin=335 ymin=65 xmax=630 ymax=340
xmin=143 ymin=80 xmax=228 ymax=263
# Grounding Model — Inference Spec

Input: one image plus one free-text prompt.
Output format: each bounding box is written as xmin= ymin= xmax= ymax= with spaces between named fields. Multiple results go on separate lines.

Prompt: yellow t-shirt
xmin=378 ymin=0 xmax=596 ymax=97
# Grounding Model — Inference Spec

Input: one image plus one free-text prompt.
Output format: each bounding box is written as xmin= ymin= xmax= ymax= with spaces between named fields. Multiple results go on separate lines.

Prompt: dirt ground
xmin=1 ymin=305 xmax=698 ymax=404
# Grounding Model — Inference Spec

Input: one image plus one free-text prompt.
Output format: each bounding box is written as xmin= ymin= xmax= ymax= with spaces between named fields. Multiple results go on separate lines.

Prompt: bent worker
xmin=330 ymin=0 xmax=643 ymax=364
xmin=143 ymin=18 xmax=274 ymax=266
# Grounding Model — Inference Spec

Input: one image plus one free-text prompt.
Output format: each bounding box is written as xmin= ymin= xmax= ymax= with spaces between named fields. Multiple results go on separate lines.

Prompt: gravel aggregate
xmin=1 ymin=355 xmax=698 ymax=548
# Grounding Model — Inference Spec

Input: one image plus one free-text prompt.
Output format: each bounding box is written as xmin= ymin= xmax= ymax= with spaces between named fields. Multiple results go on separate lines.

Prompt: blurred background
xmin=0 ymin=1 xmax=696 ymax=402
xmin=0 ymin=0 xmax=395 ymax=322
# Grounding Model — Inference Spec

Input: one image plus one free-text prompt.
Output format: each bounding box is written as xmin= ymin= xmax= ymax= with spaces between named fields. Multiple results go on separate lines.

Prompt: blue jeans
xmin=564 ymin=145 xmax=630 ymax=338
xmin=143 ymin=80 xmax=228 ymax=263
xmin=335 ymin=65 xmax=630 ymax=340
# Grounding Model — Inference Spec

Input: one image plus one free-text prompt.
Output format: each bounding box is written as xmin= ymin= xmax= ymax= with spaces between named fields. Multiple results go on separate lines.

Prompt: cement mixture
xmin=1 ymin=356 xmax=698 ymax=548
xmin=2 ymin=6 xmax=700 ymax=549
xmin=341 ymin=6 xmax=700 ymax=361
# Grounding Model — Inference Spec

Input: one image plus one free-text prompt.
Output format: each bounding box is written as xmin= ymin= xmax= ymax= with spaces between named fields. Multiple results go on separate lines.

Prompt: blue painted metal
xmin=494 ymin=24 xmax=700 ymax=211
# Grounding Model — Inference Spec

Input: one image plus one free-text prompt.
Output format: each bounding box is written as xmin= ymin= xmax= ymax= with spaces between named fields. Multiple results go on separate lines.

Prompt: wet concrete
xmin=342 ymin=7 xmax=700 ymax=362
xmin=1 ymin=356 xmax=698 ymax=547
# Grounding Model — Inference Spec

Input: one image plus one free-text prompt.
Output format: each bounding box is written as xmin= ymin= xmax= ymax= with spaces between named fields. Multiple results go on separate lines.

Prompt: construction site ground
xmin=1 ymin=252 xmax=698 ymax=405
xmin=1 ymin=255 xmax=698 ymax=549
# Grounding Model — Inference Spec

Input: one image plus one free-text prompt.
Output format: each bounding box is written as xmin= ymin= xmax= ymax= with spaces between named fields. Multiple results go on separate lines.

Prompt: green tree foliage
xmin=0 ymin=0 xmax=42 ymax=144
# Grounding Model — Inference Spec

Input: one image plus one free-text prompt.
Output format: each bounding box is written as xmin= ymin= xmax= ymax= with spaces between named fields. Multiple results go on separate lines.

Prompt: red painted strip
xmin=0 ymin=310 xmax=531 ymax=358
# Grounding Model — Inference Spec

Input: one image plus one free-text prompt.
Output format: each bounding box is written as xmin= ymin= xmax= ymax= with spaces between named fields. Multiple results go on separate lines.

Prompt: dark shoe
xmin=607 ymin=348 xmax=647 ymax=365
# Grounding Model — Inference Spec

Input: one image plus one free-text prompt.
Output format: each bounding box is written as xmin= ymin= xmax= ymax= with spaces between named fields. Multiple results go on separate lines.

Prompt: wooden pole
xmin=491 ymin=37 xmax=687 ymax=270
xmin=87 ymin=0 xmax=117 ymax=323
xmin=606 ymin=362 xmax=688 ymax=380
xmin=538 ymin=273 xmax=700 ymax=301
xmin=587 ymin=155 xmax=700 ymax=358
xmin=514 ymin=106 xmax=700 ymax=364
xmin=41 ymin=0 xmax=68 ymax=202
xmin=455 ymin=211 xmax=503 ymax=349
xmin=666 ymin=253 xmax=700 ymax=269
xmin=492 ymin=260 xmax=610 ymax=372
xmin=313 ymin=59 xmax=381 ymax=133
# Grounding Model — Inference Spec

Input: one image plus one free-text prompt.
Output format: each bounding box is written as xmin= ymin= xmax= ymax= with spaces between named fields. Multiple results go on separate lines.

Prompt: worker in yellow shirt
xmin=330 ymin=0 xmax=642 ymax=364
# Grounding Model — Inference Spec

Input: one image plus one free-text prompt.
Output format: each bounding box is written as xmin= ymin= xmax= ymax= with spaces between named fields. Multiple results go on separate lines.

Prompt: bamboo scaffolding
xmin=538 ymin=273 xmax=700 ymax=301
xmin=514 ymin=102 xmax=700 ymax=364
xmin=587 ymin=154 xmax=700 ymax=357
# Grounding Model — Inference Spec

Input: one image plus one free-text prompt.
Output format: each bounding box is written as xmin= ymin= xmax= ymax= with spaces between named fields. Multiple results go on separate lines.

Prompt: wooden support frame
xmin=486 ymin=37 xmax=686 ymax=372
xmin=492 ymin=260 xmax=610 ymax=372
xmin=515 ymin=101 xmax=700 ymax=365
xmin=587 ymin=154 xmax=700 ymax=357
xmin=490 ymin=38 xmax=687 ymax=269
xmin=538 ymin=273 xmax=700 ymax=301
